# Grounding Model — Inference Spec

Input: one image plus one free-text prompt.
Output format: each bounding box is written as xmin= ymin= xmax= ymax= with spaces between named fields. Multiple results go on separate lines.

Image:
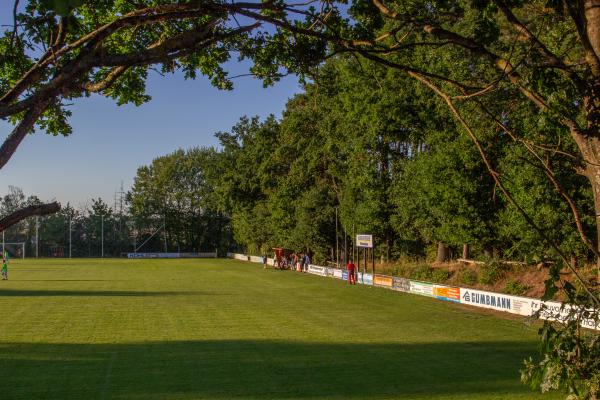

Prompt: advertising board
xmin=360 ymin=273 xmax=373 ymax=285
xmin=127 ymin=252 xmax=216 ymax=259
xmin=529 ymin=299 xmax=599 ymax=330
xmin=392 ymin=277 xmax=411 ymax=293
xmin=409 ymin=281 xmax=434 ymax=297
xmin=433 ymin=285 xmax=461 ymax=303
xmin=373 ymin=275 xmax=393 ymax=288
xmin=342 ymin=271 xmax=348 ymax=280
xmin=356 ymin=234 xmax=373 ymax=248
xmin=307 ymin=265 xmax=327 ymax=276
xmin=333 ymin=269 xmax=343 ymax=279
xmin=459 ymin=288 xmax=531 ymax=315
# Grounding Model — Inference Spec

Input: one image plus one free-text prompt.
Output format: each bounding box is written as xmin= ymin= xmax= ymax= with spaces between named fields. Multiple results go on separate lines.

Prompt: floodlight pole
xmin=69 ymin=214 xmax=72 ymax=258
xmin=163 ymin=214 xmax=167 ymax=253
xmin=335 ymin=207 xmax=338 ymax=268
xmin=344 ymin=226 xmax=347 ymax=266
xmin=101 ymin=214 xmax=104 ymax=258
xmin=35 ymin=215 xmax=39 ymax=258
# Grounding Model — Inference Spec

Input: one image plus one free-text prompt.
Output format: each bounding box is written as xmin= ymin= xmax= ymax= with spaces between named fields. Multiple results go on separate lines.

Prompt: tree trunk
xmin=436 ymin=242 xmax=449 ymax=263
xmin=462 ymin=243 xmax=470 ymax=259
xmin=484 ymin=246 xmax=493 ymax=258
xmin=493 ymin=247 xmax=503 ymax=259
xmin=572 ymin=125 xmax=600 ymax=267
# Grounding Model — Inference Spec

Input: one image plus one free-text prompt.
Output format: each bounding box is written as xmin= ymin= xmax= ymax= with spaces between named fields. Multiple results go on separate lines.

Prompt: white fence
xmin=227 ymin=253 xmax=599 ymax=331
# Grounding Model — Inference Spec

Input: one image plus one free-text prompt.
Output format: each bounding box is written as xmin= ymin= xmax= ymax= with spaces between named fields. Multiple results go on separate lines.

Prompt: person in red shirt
xmin=347 ymin=259 xmax=356 ymax=285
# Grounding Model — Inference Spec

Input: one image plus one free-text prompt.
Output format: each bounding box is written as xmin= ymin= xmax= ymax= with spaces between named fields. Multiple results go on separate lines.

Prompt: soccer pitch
xmin=0 ymin=258 xmax=560 ymax=400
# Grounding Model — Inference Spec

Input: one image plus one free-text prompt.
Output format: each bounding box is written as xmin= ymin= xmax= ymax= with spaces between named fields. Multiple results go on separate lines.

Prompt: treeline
xmin=1 ymin=186 xmax=130 ymax=257
xmin=127 ymin=56 xmax=593 ymax=265
xmin=4 ymin=57 xmax=592 ymax=263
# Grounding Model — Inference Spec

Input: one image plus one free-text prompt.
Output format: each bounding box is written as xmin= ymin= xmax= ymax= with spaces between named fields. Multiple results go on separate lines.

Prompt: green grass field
xmin=0 ymin=258 xmax=560 ymax=400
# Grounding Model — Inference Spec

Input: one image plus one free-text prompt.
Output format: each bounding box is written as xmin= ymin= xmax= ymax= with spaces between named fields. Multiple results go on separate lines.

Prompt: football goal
xmin=1 ymin=242 xmax=25 ymax=259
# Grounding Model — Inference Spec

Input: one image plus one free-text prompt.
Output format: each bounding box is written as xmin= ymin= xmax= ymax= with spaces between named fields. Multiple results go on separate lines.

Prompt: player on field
xmin=2 ymin=250 xmax=8 ymax=280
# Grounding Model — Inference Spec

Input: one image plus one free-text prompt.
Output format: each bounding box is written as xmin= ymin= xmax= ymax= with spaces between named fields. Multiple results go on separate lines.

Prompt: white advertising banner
xmin=459 ymin=288 xmax=532 ymax=315
xmin=307 ymin=265 xmax=327 ymax=276
xmin=356 ymin=234 xmax=373 ymax=248
xmin=127 ymin=252 xmax=216 ymax=259
xmin=409 ymin=281 xmax=434 ymax=297
xmin=248 ymin=256 xmax=263 ymax=263
xmin=333 ymin=269 xmax=343 ymax=279
xmin=360 ymin=273 xmax=373 ymax=285
xmin=529 ymin=299 xmax=599 ymax=330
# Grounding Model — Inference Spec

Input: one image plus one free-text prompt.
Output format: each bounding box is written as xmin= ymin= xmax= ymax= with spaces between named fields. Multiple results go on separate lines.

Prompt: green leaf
xmin=542 ymin=277 xmax=558 ymax=301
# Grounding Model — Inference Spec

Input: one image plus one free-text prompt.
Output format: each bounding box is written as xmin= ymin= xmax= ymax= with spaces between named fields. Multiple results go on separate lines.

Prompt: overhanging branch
xmin=0 ymin=202 xmax=61 ymax=232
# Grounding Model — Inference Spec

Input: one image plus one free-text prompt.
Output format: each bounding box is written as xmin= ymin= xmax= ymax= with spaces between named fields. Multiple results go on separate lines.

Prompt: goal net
xmin=2 ymin=243 xmax=25 ymax=259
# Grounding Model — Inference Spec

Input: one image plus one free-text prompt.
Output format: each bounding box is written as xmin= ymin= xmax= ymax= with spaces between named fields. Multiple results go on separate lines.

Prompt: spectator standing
xmin=347 ymin=259 xmax=356 ymax=285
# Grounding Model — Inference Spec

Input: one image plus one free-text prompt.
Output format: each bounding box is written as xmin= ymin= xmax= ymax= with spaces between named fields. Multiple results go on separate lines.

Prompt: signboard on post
xmin=356 ymin=234 xmax=373 ymax=248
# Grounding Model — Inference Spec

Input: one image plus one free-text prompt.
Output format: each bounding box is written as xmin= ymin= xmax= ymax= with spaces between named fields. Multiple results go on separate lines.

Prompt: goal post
xmin=1 ymin=242 xmax=25 ymax=259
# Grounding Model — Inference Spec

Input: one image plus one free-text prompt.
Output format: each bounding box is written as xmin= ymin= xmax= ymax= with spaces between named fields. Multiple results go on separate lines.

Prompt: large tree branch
xmin=565 ymin=0 xmax=600 ymax=77
xmin=0 ymin=18 xmax=239 ymax=119
xmin=367 ymin=0 xmax=583 ymax=133
xmin=0 ymin=202 xmax=61 ymax=232
xmin=476 ymin=100 xmax=600 ymax=259
xmin=0 ymin=5 xmax=217 ymax=106
xmin=493 ymin=0 xmax=584 ymax=89
xmin=0 ymin=0 xmax=282 ymax=107
xmin=84 ymin=66 xmax=128 ymax=93
xmin=96 ymin=21 xmax=255 ymax=67
xmin=0 ymin=21 xmax=256 ymax=170
xmin=0 ymin=98 xmax=50 ymax=171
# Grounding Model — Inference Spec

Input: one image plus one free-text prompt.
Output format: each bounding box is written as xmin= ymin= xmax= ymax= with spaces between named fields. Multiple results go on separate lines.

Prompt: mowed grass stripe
xmin=0 ymin=258 xmax=558 ymax=400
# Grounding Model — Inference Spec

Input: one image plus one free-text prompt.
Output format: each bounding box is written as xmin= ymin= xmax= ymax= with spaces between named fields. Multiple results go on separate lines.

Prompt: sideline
xmin=227 ymin=253 xmax=599 ymax=331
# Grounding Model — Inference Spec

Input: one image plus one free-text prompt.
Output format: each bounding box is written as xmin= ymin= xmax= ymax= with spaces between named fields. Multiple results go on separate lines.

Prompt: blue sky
xmin=0 ymin=7 xmax=302 ymax=209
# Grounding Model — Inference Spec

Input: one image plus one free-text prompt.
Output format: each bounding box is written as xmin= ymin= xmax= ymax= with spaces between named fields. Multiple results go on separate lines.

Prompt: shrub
xmin=504 ymin=279 xmax=530 ymax=295
xmin=458 ymin=269 xmax=478 ymax=286
xmin=410 ymin=264 xmax=433 ymax=281
xmin=479 ymin=259 xmax=509 ymax=285
xmin=431 ymin=268 xmax=451 ymax=283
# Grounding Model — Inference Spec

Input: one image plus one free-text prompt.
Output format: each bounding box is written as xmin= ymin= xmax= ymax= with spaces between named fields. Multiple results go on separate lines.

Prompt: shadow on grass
xmin=0 ymin=289 xmax=224 ymax=297
xmin=10 ymin=279 xmax=117 ymax=282
xmin=0 ymin=339 xmax=544 ymax=399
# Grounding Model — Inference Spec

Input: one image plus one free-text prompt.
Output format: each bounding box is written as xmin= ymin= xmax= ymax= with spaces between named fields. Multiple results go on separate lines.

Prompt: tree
xmin=129 ymin=147 xmax=228 ymax=253
xmin=0 ymin=0 xmax=334 ymax=230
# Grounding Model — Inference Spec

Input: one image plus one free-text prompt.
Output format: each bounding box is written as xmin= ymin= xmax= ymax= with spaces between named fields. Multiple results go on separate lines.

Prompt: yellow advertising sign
xmin=373 ymin=275 xmax=393 ymax=287
xmin=433 ymin=286 xmax=461 ymax=302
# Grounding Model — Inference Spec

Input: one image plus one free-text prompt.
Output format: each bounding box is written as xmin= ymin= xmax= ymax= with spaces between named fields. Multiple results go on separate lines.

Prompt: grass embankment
xmin=0 ymin=258 xmax=560 ymax=400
